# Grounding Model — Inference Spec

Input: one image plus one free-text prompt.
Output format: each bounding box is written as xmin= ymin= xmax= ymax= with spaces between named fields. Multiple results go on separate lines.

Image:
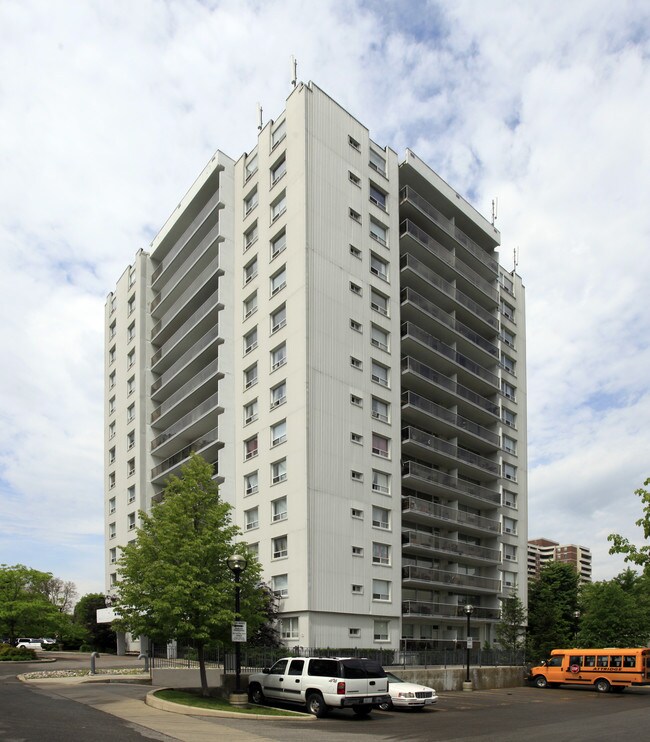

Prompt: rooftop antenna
xmin=513 ymin=246 xmax=519 ymax=273
xmin=491 ymin=197 xmax=498 ymax=226
xmin=291 ymin=55 xmax=297 ymax=87
xmin=257 ymin=103 xmax=263 ymax=131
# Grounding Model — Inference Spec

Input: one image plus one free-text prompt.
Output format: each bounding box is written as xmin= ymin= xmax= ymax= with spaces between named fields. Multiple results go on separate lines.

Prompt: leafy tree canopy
xmin=74 ymin=593 xmax=116 ymax=651
xmin=608 ymin=477 xmax=650 ymax=569
xmin=495 ymin=594 xmax=527 ymax=652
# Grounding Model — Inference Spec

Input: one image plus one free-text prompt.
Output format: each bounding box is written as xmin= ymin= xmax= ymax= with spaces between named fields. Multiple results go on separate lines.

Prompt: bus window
xmin=611 ymin=655 xmax=622 ymax=667
xmin=584 ymin=656 xmax=595 ymax=667
xmin=569 ymin=656 xmax=582 ymax=667
xmin=623 ymin=656 xmax=636 ymax=668
xmin=548 ymin=656 xmax=563 ymax=667
xmin=597 ymin=656 xmax=609 ymax=667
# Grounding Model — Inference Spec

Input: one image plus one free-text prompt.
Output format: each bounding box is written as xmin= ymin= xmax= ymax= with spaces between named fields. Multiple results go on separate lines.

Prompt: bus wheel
xmin=595 ymin=678 xmax=611 ymax=693
xmin=534 ymin=675 xmax=548 ymax=689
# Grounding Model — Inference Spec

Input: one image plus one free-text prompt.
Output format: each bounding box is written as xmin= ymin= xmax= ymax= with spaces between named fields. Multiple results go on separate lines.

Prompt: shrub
xmin=0 ymin=643 xmax=37 ymax=661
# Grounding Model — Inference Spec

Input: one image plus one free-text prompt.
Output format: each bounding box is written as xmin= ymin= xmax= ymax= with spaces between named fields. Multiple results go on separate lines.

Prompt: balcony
xmin=151 ymin=358 xmax=221 ymax=426
xmin=402 ymin=600 xmax=501 ymax=621
xmin=402 ymin=460 xmax=500 ymax=506
xmin=401 ymin=493 xmax=501 ymax=534
xmin=402 ymin=529 xmax=501 ymax=564
xmin=151 ymin=392 xmax=222 ymax=456
xmin=151 ymin=327 xmax=222 ymax=398
xmin=150 ymin=427 xmax=223 ymax=482
xmin=402 ymin=565 xmax=501 ymax=593
xmin=402 ymin=426 xmax=500 ymax=477
xmin=151 ymin=247 xmax=222 ymax=317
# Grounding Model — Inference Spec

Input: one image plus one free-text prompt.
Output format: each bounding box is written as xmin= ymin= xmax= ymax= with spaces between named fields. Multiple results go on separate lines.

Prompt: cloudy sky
xmin=1 ymin=0 xmax=649 ymax=597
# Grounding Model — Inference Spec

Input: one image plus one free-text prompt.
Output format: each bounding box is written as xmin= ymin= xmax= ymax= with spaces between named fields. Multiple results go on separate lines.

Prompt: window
xmin=109 ymin=422 xmax=116 ymax=440
xmin=502 ymin=407 xmax=516 ymax=427
xmin=244 ymin=399 xmax=258 ymax=425
xmin=372 ymin=542 xmax=391 ymax=565
xmin=370 ymin=253 xmax=388 ymax=280
xmin=502 ymin=435 xmax=517 ymax=454
xmin=351 ymin=585 xmax=363 ymax=595
xmin=369 ymin=149 xmax=386 ymax=176
xmin=271 ymin=458 xmax=287 ymax=484
xmin=109 ymin=371 xmax=116 ymax=389
xmin=272 ymin=573 xmax=288 ymax=598
xmin=503 ymin=543 xmax=517 ymax=561
xmin=350 ymin=394 xmax=363 ymax=407
xmin=503 ymin=463 xmax=517 ymax=481
xmin=127 ymin=485 xmax=136 ymax=504
xmin=501 ymin=274 xmax=514 ymax=294
xmin=109 ymin=472 xmax=115 ymax=489
xmin=371 ymin=325 xmax=389 ymax=352
xmin=502 ymin=570 xmax=517 ymax=589
xmin=109 ymin=547 xmax=117 ymax=564
xmin=127 ymin=322 xmax=135 ymax=342
xmin=503 ymin=516 xmax=517 ymax=535
xmin=351 ymin=470 xmax=363 ymax=482
xmin=502 ymin=328 xmax=515 ymax=347
xmin=271 ymin=420 xmax=287 ymax=447
xmin=108 ymin=346 xmax=116 ymax=365
xmin=127 ymin=458 xmax=135 ymax=477
xmin=271 ymin=192 xmax=287 ymax=222
xmin=127 ymin=430 xmax=135 ymax=450
xmin=370 ymin=218 xmax=387 ymax=246
xmin=271 ymin=119 xmax=286 ymax=148
xmin=109 ymin=522 xmax=116 ymax=539
xmin=245 ymin=153 xmax=258 ymax=180
xmin=271 ymin=156 xmax=286 ymax=185
xmin=247 ymin=542 xmax=259 ymax=557
xmin=271 ymin=304 xmax=286 ymax=334
xmin=350 ymin=319 xmax=362 ymax=332
xmin=127 ymin=295 xmax=135 ymax=315
xmin=374 ymin=620 xmax=389 ymax=641
xmin=352 ymin=546 xmax=364 ymax=557
xmin=370 ymin=289 xmax=388 ymax=316
xmin=271 ymin=343 xmax=287 ymax=371
xmin=244 ymin=256 xmax=258 ymax=285
xmin=271 ymin=265 xmax=286 ymax=295
xmin=245 ymin=435 xmax=258 ymax=460
xmin=108 ymin=396 xmax=115 ymax=415
xmin=502 ymin=354 xmax=516 ymax=374
xmin=244 ymin=188 xmax=258 ymax=216
xmin=108 ymin=446 xmax=116 ymax=464
xmin=500 ymin=300 xmax=515 ymax=321
xmin=108 ymin=496 xmax=116 ymax=514
xmin=127 ymin=376 xmax=135 ymax=396
xmin=502 ymin=380 xmax=516 ymax=400
xmin=348 ymin=135 xmax=361 ymax=151
xmin=349 ymin=628 xmax=361 ymax=638
xmin=244 ymin=363 xmax=258 ymax=390
xmin=371 ymin=360 xmax=389 ymax=387
xmin=272 ymin=496 xmax=287 ymax=522
xmin=127 ymin=403 xmax=135 ymax=422
xmin=129 ymin=267 xmax=136 ymax=287
xmin=372 ymin=470 xmax=390 ymax=494
xmin=110 ymin=296 xmax=116 ymax=314
xmin=245 ymin=507 xmax=259 ymax=531
xmin=503 ymin=490 xmax=517 ymax=508
xmin=372 ymin=433 xmax=390 ymax=458
xmin=349 ymin=171 xmax=361 ymax=186
xmin=351 ymin=432 xmax=363 ymax=444
xmin=369 ymin=183 xmax=387 ymax=209
xmin=350 ymin=356 xmax=362 ymax=370
xmin=350 ymin=281 xmax=362 ymax=296
xmin=244 ymin=221 xmax=258 ymax=250
xmin=109 ymin=320 xmax=116 ymax=339
xmin=272 ymin=535 xmax=288 ymax=559
xmin=128 ymin=512 xmax=136 ymax=531
xmin=281 ymin=617 xmax=298 ymax=639
xmin=244 ymin=292 xmax=258 ymax=320
xmin=372 ymin=579 xmax=390 ymax=601
xmin=372 ymin=506 xmax=390 ymax=530
xmin=271 ymin=381 xmax=286 ymax=409
xmin=349 ymin=244 xmax=361 ymax=259
xmin=371 ymin=397 xmax=389 ymax=422
xmin=244 ymin=471 xmax=259 ymax=496
xmin=244 ymin=327 xmax=258 ymax=354
xmin=349 ymin=207 xmax=361 ymax=223
xmin=271 ymin=230 xmax=286 ymax=260
xmin=351 ymin=508 xmax=363 ymax=519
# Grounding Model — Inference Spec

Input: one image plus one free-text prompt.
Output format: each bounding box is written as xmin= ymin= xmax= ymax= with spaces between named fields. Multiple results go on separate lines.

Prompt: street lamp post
xmin=227 ymin=553 xmax=248 ymax=700
xmin=464 ymin=604 xmax=474 ymax=690
xmin=573 ymin=610 xmax=581 ymax=645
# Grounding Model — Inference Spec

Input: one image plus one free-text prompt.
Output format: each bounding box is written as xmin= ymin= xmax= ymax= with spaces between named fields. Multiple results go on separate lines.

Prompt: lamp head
xmin=227 ymin=553 xmax=248 ymax=574
xmin=464 ymin=604 xmax=474 ymax=615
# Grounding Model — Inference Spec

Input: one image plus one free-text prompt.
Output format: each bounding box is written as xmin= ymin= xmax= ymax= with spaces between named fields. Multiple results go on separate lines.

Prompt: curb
xmin=18 ymin=673 xmax=151 ymax=684
xmin=146 ymin=688 xmax=315 ymax=720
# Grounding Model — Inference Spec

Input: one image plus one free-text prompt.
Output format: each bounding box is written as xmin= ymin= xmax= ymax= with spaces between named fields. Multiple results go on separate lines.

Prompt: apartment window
xmin=127 ymin=485 xmax=136 ymax=504
xmin=272 ymin=535 xmax=288 ymax=559
xmin=109 ymin=422 xmax=116 ymax=440
xmin=349 ymin=628 xmax=361 ymax=640
xmin=272 ymin=573 xmax=288 ymax=598
xmin=244 ymin=363 xmax=258 ymax=390
xmin=351 ymin=470 xmax=363 ymax=482
xmin=244 ymin=291 xmax=258 ymax=320
xmin=502 ymin=354 xmax=516 ymax=374
xmin=502 ymin=407 xmax=516 ymax=427
xmin=370 ymin=289 xmax=388 ymax=316
xmin=127 ymin=458 xmax=135 ymax=477
xmin=350 ymin=394 xmax=363 ymax=407
xmin=108 ymin=346 xmax=116 ymax=365
xmin=349 ymin=244 xmax=361 ymax=259
xmin=369 ymin=149 xmax=386 ymax=176
xmin=349 ymin=171 xmax=361 ymax=186
xmin=271 ymin=343 xmax=287 ymax=371
xmin=271 ymin=265 xmax=287 ymax=296
xmin=352 ymin=546 xmax=364 ymax=557
xmin=109 ymin=522 xmax=116 ymax=539
xmin=110 ymin=296 xmax=116 ymax=314
xmin=108 ymin=396 xmax=116 ymax=415
xmin=372 ymin=469 xmax=390 ymax=495
xmin=503 ymin=490 xmax=517 ymax=508
xmin=271 ymin=192 xmax=287 ymax=222
xmin=348 ymin=135 xmax=361 ymax=151
xmin=351 ymin=432 xmax=363 ymax=444
xmin=247 ymin=542 xmax=259 ymax=557
xmin=501 ymin=274 xmax=514 ymax=294
xmin=502 ymin=435 xmax=517 ymax=454
xmin=245 ymin=507 xmax=259 ymax=531
xmin=127 ymin=295 xmax=135 ymax=315
xmin=271 ymin=419 xmax=287 ymax=447
xmin=350 ymin=281 xmax=362 ymax=296
xmin=244 ymin=471 xmax=259 ymax=496
xmin=370 ymin=253 xmax=388 ymax=280
xmin=371 ymin=325 xmax=389 ymax=352
xmin=351 ymin=508 xmax=363 ymax=519
xmin=503 ymin=516 xmax=517 ymax=535
xmin=372 ymin=433 xmax=390 ymax=458
xmin=128 ymin=512 xmax=136 ymax=531
xmin=108 ymin=496 xmax=116 ymax=514
xmin=127 ymin=403 xmax=135 ymax=422
xmin=372 ymin=542 xmax=391 ymax=565
xmin=349 ymin=207 xmax=361 ymax=223
xmin=370 ymin=218 xmax=387 ymax=246
xmin=504 ymin=543 xmax=518 ymax=561
xmin=350 ymin=319 xmax=362 ymax=333
xmin=500 ymin=300 xmax=515 ymax=321
xmin=351 ymin=586 xmax=363 ymax=596
xmin=108 ymin=446 xmax=116 ymax=464
xmin=371 ymin=397 xmax=389 ymax=422
xmin=281 ymin=616 xmax=298 ymax=639
xmin=502 ymin=328 xmax=515 ymax=347
xmin=244 ymin=188 xmax=258 ymax=216
xmin=371 ymin=360 xmax=389 ymax=387
xmin=127 ymin=430 xmax=135 ymax=450
xmin=128 ymin=267 xmax=136 ymax=287
xmin=244 ymin=327 xmax=258 ymax=355
xmin=244 ymin=221 xmax=258 ymax=250
xmin=271 ymin=458 xmax=287 ymax=484
xmin=369 ymin=183 xmax=387 ymax=210
xmin=109 ymin=320 xmax=116 ymax=339
xmin=271 ymin=381 xmax=287 ymax=409
xmin=372 ymin=506 xmax=390 ymax=530
xmin=271 ymin=304 xmax=287 ymax=334
xmin=245 ymin=435 xmax=258 ymax=460
xmin=271 ymin=118 xmax=286 ymax=148
xmin=244 ymin=256 xmax=258 ymax=285
xmin=350 ymin=356 xmax=362 ymax=370
xmin=245 ymin=153 xmax=258 ymax=180
xmin=503 ymin=462 xmax=517 ymax=481
xmin=271 ymin=156 xmax=286 ymax=186
xmin=244 ymin=399 xmax=258 ymax=425
xmin=109 ymin=371 xmax=116 ymax=389
xmin=127 ymin=322 xmax=135 ymax=342
xmin=109 ymin=472 xmax=115 ymax=489
xmin=372 ymin=579 xmax=390 ymax=601
xmin=502 ymin=380 xmax=516 ymax=400
xmin=502 ymin=570 xmax=517 ymax=589
xmin=374 ymin=620 xmax=390 ymax=641
xmin=272 ymin=496 xmax=287 ymax=522
xmin=127 ymin=376 xmax=135 ymax=396
xmin=109 ymin=547 xmax=117 ymax=564
xmin=271 ymin=230 xmax=286 ymax=259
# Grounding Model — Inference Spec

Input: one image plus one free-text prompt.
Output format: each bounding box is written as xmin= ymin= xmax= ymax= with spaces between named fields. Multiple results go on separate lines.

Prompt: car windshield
xmin=386 ymin=672 xmax=406 ymax=683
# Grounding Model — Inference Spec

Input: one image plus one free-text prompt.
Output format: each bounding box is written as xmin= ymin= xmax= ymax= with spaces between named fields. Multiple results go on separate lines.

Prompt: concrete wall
xmin=393 ymin=666 xmax=526 ymax=691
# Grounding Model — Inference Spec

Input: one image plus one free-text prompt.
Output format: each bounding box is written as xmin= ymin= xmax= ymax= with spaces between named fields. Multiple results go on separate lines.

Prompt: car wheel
xmin=378 ymin=700 xmax=392 ymax=711
xmin=353 ymin=705 xmax=372 ymax=716
xmin=306 ymin=692 xmax=329 ymax=717
xmin=534 ymin=675 xmax=548 ymax=689
xmin=249 ymin=684 xmax=264 ymax=704
xmin=595 ymin=678 xmax=611 ymax=693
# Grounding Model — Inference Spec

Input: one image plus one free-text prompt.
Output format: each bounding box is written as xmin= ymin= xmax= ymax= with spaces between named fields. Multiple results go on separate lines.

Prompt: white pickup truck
xmin=248 ymin=656 xmax=391 ymax=716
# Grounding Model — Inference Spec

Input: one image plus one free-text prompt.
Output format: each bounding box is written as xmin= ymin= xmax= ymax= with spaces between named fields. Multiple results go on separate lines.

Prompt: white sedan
xmin=379 ymin=671 xmax=438 ymax=710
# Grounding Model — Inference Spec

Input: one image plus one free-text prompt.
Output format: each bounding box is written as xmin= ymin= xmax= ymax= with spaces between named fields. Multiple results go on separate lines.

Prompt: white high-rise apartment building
xmin=104 ymin=82 xmax=527 ymax=651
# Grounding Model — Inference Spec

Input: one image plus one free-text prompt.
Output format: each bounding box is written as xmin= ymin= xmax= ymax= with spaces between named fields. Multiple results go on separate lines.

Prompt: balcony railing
xmin=402 ymin=460 xmax=501 ymax=505
xmin=151 ymin=358 xmax=220 ymax=423
xmin=151 ymin=393 xmax=220 ymax=451
xmin=402 ymin=529 xmax=501 ymax=562
xmin=151 ymin=260 xmax=221 ymax=324
xmin=402 ymin=600 xmax=501 ymax=620
xmin=150 ymin=427 xmax=220 ymax=479
xmin=151 ymin=326 xmax=221 ymax=395
xmin=402 ymin=565 xmax=501 ymax=592
xmin=401 ymin=493 xmax=501 ymax=533
xmin=402 ymin=426 xmax=500 ymax=476
xmin=151 ymin=245 xmax=220 ymax=314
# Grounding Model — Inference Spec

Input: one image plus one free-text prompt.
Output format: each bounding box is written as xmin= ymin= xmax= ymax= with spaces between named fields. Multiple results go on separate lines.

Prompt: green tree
xmin=114 ymin=454 xmax=266 ymax=696
xmin=73 ymin=594 xmax=116 ymax=651
xmin=495 ymin=594 xmax=527 ymax=652
xmin=527 ymin=561 xmax=580 ymax=661
xmin=578 ymin=576 xmax=649 ymax=647
xmin=608 ymin=477 xmax=650 ymax=568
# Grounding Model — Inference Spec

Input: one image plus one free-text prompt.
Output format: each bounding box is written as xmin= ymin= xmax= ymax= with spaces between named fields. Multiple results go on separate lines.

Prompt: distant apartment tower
xmin=527 ymin=538 xmax=592 ymax=584
xmin=104 ymin=81 xmax=528 ymax=652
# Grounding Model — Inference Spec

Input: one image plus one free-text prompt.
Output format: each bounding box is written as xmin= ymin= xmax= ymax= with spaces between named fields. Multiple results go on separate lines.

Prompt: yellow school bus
xmin=529 ymin=648 xmax=650 ymax=693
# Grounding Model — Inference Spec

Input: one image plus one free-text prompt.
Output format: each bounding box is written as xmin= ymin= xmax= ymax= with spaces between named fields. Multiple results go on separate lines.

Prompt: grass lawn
xmin=155 ymin=689 xmax=306 ymax=716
